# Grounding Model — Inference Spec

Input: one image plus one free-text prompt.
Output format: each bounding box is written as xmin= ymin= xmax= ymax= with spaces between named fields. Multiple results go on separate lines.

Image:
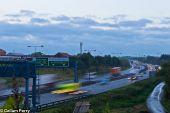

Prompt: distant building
xmin=55 ymin=52 xmax=72 ymax=58
xmin=0 ymin=49 xmax=6 ymax=56
xmin=7 ymin=52 xmax=24 ymax=56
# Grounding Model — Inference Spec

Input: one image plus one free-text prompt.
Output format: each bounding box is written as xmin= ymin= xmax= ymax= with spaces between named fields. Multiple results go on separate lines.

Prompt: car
xmin=84 ymin=72 xmax=97 ymax=79
xmin=84 ymin=75 xmax=97 ymax=79
xmin=128 ymin=76 xmax=138 ymax=80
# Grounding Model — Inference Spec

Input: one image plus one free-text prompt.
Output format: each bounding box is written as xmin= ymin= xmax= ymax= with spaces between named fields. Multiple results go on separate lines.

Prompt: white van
xmin=84 ymin=72 xmax=97 ymax=79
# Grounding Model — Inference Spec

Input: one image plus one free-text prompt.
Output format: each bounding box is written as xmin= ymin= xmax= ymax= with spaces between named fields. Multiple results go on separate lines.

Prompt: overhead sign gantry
xmin=0 ymin=56 xmax=78 ymax=113
xmin=0 ymin=60 xmax=37 ymax=112
xmin=32 ymin=57 xmax=78 ymax=82
xmin=33 ymin=57 xmax=69 ymax=67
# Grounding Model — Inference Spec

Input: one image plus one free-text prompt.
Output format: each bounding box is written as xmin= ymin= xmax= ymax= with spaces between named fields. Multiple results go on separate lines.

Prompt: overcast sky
xmin=0 ymin=0 xmax=170 ymax=56
xmin=1 ymin=0 xmax=170 ymax=18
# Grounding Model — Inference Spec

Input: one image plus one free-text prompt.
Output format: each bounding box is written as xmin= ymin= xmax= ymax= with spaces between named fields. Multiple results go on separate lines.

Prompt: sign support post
xmin=25 ymin=77 xmax=29 ymax=107
xmin=32 ymin=76 xmax=37 ymax=112
xmin=74 ymin=61 xmax=78 ymax=83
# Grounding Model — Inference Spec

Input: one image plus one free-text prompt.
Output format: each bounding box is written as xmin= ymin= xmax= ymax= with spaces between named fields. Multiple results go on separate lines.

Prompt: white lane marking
xmin=158 ymin=83 xmax=165 ymax=101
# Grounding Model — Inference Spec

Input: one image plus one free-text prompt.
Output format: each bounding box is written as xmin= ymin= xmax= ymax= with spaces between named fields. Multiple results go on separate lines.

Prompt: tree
xmin=70 ymin=53 xmax=129 ymax=74
xmin=157 ymin=61 xmax=170 ymax=99
xmin=2 ymin=77 xmax=25 ymax=111
xmin=31 ymin=52 xmax=44 ymax=56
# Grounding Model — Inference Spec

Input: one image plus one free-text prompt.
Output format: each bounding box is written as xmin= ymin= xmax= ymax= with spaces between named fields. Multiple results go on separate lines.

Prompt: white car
xmin=128 ymin=76 xmax=138 ymax=80
xmin=84 ymin=72 xmax=97 ymax=79
xmin=84 ymin=75 xmax=97 ymax=79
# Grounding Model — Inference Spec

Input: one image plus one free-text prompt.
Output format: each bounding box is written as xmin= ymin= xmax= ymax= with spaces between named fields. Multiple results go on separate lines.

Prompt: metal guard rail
xmin=36 ymin=95 xmax=90 ymax=112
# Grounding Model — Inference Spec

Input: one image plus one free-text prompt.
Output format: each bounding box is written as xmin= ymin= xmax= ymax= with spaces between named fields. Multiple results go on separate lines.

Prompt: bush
xmin=102 ymin=103 xmax=111 ymax=113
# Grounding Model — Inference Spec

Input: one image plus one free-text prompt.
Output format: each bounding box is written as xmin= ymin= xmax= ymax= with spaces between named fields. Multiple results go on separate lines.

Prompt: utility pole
xmin=80 ymin=42 xmax=83 ymax=55
xmin=27 ymin=45 xmax=44 ymax=57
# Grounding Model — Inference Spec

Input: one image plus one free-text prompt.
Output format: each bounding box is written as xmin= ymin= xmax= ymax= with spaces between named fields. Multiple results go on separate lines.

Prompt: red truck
xmin=111 ymin=67 xmax=121 ymax=76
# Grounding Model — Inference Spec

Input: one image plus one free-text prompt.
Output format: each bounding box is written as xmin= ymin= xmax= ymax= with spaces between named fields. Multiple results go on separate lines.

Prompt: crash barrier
xmin=36 ymin=95 xmax=90 ymax=112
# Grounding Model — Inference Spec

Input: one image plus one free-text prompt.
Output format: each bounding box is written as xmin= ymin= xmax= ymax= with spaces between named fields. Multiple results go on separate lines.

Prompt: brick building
xmin=0 ymin=49 xmax=6 ymax=56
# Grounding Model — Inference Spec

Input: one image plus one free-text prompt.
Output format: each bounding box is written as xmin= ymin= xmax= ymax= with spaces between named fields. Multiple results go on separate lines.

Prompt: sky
xmin=0 ymin=0 xmax=170 ymax=56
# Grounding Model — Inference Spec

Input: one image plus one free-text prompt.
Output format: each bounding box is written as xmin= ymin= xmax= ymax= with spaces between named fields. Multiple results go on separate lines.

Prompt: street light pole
xmin=27 ymin=45 xmax=44 ymax=57
xmin=27 ymin=45 xmax=44 ymax=105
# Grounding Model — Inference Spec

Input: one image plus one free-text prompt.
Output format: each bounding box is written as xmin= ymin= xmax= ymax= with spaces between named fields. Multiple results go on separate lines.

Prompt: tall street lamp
xmin=84 ymin=49 xmax=96 ymax=53
xmin=27 ymin=45 xmax=44 ymax=104
xmin=27 ymin=45 xmax=44 ymax=57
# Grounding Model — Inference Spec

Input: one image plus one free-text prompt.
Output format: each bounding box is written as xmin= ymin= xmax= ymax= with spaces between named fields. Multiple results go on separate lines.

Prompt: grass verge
xmin=162 ymin=96 xmax=170 ymax=112
xmin=40 ymin=77 xmax=161 ymax=113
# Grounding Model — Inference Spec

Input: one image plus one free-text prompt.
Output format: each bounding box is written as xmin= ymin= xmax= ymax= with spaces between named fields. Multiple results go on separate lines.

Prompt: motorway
xmin=147 ymin=82 xmax=166 ymax=113
xmin=39 ymin=69 xmax=149 ymax=105
xmin=0 ymin=67 xmax=134 ymax=98
xmin=0 ymin=61 xmax=149 ymax=107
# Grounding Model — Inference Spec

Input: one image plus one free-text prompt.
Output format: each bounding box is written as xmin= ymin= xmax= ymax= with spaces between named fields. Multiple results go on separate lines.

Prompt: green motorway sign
xmin=35 ymin=58 xmax=48 ymax=66
xmin=49 ymin=61 xmax=69 ymax=67
xmin=34 ymin=57 xmax=69 ymax=67
xmin=48 ymin=58 xmax=69 ymax=67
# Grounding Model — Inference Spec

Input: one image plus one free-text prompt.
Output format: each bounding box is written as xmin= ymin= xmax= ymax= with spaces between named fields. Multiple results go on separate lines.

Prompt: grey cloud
xmin=0 ymin=18 xmax=166 ymax=41
xmin=71 ymin=17 xmax=97 ymax=25
xmin=161 ymin=17 xmax=170 ymax=24
xmin=30 ymin=18 xmax=50 ymax=24
xmin=118 ymin=19 xmax=152 ymax=28
xmin=5 ymin=14 xmax=21 ymax=18
xmin=108 ymin=15 xmax=127 ymax=21
xmin=5 ymin=10 xmax=36 ymax=17
xmin=20 ymin=10 xmax=36 ymax=16
xmin=8 ymin=18 xmax=21 ymax=22
xmin=51 ymin=15 xmax=70 ymax=21
xmin=145 ymin=27 xmax=170 ymax=32
xmin=0 ymin=16 xmax=170 ymax=55
xmin=0 ymin=20 xmax=139 ymax=41
xmin=165 ymin=17 xmax=170 ymax=19
xmin=69 ymin=17 xmax=116 ymax=28
xmin=52 ymin=16 xmax=116 ymax=27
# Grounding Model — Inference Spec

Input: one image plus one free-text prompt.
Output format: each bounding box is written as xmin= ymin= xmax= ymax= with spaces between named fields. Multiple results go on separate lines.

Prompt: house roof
xmin=0 ymin=49 xmax=6 ymax=53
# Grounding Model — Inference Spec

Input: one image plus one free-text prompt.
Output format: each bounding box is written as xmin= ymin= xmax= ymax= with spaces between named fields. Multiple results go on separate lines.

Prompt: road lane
xmin=0 ymin=67 xmax=132 ymax=97
xmin=147 ymin=82 xmax=166 ymax=113
xmin=0 ymin=61 xmax=148 ymax=106
xmin=39 ymin=72 xmax=149 ymax=105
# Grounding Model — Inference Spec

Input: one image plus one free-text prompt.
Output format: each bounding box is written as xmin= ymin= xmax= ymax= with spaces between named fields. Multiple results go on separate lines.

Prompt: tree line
xmin=70 ymin=52 xmax=130 ymax=73
xmin=132 ymin=54 xmax=170 ymax=65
